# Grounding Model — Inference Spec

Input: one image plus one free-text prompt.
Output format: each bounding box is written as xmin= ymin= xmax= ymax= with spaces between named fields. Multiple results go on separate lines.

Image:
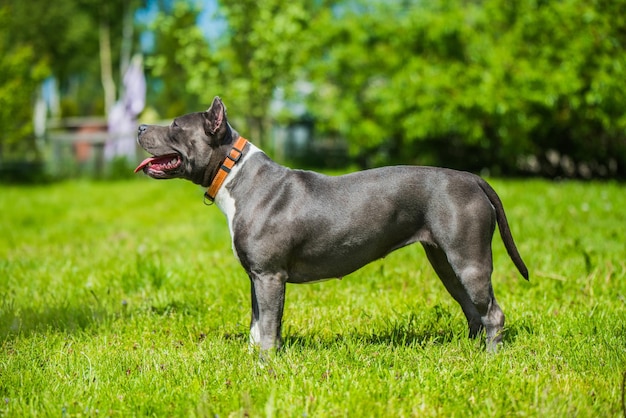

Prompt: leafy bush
xmin=298 ymin=0 xmax=626 ymax=177
xmin=0 ymin=8 xmax=49 ymax=164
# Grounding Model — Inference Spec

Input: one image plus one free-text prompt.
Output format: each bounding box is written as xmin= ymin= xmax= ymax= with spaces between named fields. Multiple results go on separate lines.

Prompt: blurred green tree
xmin=6 ymin=0 xmax=623 ymax=178
xmin=4 ymin=0 xmax=143 ymax=116
xmin=0 ymin=7 xmax=49 ymax=162
xmin=144 ymin=1 xmax=210 ymax=118
xmin=0 ymin=0 xmax=145 ymax=171
xmin=299 ymin=0 xmax=626 ymax=176
xmin=147 ymin=0 xmax=330 ymax=147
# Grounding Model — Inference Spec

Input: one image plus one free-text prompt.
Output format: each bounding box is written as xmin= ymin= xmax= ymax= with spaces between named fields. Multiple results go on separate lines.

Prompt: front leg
xmin=249 ymin=272 xmax=286 ymax=352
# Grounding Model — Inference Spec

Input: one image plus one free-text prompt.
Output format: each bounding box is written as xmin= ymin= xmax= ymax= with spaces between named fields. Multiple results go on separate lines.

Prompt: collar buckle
xmin=226 ymin=148 xmax=243 ymax=164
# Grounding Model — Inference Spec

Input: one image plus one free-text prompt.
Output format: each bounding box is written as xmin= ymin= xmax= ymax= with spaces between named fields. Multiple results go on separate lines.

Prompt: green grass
xmin=1 ymin=177 xmax=625 ymax=417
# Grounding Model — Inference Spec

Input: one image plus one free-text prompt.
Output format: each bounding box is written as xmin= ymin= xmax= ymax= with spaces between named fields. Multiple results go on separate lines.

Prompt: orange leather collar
xmin=204 ymin=136 xmax=249 ymax=203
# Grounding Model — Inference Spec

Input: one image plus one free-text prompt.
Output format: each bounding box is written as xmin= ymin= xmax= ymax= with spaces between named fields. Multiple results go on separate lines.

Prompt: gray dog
xmin=135 ymin=96 xmax=528 ymax=353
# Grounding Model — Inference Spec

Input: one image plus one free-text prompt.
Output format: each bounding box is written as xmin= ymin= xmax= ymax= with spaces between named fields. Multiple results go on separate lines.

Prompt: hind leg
xmin=423 ymin=245 xmax=483 ymax=337
xmin=423 ymin=244 xmax=505 ymax=351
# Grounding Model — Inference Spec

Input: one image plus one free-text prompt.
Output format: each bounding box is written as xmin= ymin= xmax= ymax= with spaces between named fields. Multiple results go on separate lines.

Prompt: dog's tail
xmin=477 ymin=178 xmax=529 ymax=280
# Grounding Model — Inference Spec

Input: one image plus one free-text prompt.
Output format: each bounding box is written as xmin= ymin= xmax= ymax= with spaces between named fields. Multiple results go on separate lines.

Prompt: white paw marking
xmin=249 ymin=321 xmax=261 ymax=346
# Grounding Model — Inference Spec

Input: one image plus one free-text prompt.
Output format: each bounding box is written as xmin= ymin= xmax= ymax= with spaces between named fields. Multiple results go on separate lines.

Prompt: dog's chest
xmin=215 ymin=187 xmax=241 ymax=262
xmin=213 ymin=145 xmax=262 ymax=262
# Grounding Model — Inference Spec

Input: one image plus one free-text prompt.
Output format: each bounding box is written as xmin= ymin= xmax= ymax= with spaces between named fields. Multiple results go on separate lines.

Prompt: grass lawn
xmin=1 ymin=176 xmax=625 ymax=417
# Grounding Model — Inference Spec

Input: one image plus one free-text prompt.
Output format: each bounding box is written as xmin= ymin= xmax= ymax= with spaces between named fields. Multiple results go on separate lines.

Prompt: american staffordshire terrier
xmin=135 ymin=97 xmax=528 ymax=353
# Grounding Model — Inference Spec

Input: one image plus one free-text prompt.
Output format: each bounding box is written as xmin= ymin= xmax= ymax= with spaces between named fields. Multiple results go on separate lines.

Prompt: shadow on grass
xmin=0 ymin=303 xmax=111 ymax=340
xmin=283 ymin=325 xmax=533 ymax=352
xmin=283 ymin=307 xmax=535 ymax=351
xmin=0 ymin=293 xmax=197 ymax=341
xmin=283 ymin=328 xmax=459 ymax=351
xmin=283 ymin=305 xmax=462 ymax=350
xmin=501 ymin=317 xmax=536 ymax=345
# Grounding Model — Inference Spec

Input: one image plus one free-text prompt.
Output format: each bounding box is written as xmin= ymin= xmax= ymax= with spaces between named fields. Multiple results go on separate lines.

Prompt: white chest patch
xmin=214 ymin=144 xmax=263 ymax=261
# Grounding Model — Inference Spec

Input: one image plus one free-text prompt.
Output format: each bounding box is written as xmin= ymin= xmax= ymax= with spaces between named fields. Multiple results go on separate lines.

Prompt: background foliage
xmin=2 ymin=0 xmax=626 ymax=177
xmin=0 ymin=7 xmax=49 ymax=160
xmin=295 ymin=0 xmax=626 ymax=176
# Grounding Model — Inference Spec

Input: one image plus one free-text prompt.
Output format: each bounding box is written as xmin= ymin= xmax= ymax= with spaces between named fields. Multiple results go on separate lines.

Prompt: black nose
xmin=138 ymin=124 xmax=148 ymax=135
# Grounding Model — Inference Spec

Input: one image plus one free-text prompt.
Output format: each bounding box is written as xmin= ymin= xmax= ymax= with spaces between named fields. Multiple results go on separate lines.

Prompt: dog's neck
xmin=200 ymin=124 xmax=242 ymax=188
xmin=204 ymin=136 xmax=249 ymax=202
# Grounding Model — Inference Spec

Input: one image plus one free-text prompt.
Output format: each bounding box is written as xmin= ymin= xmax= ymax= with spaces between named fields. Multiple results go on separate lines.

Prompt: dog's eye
xmin=171 ymin=120 xmax=179 ymax=128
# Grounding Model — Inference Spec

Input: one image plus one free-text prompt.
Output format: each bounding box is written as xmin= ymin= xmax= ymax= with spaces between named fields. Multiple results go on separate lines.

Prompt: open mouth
xmin=134 ymin=154 xmax=182 ymax=175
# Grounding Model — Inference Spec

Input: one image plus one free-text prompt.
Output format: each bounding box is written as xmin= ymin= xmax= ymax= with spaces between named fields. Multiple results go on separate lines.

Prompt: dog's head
xmin=135 ymin=96 xmax=238 ymax=186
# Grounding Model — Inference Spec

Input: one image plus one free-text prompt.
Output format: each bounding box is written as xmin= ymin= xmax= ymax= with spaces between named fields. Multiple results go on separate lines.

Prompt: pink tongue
xmin=134 ymin=156 xmax=161 ymax=173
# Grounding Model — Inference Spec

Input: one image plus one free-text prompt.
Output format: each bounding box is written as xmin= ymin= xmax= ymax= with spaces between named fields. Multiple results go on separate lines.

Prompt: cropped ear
xmin=203 ymin=96 xmax=227 ymax=139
